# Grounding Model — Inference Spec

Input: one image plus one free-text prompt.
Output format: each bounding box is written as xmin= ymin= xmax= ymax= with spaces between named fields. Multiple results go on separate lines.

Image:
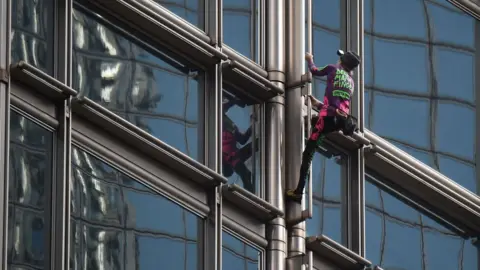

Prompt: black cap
xmin=337 ymin=50 xmax=361 ymax=71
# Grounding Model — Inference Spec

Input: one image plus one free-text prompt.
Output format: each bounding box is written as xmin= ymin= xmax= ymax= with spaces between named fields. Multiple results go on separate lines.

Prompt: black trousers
xmin=223 ymin=138 xmax=259 ymax=193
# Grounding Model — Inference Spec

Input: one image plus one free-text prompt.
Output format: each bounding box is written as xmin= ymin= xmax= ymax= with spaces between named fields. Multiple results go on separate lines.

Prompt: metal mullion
xmin=0 ymin=0 xmax=11 ymax=269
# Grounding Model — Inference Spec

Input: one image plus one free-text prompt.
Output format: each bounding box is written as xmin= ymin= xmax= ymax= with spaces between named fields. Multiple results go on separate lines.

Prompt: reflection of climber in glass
xmin=286 ymin=50 xmax=360 ymax=202
xmin=222 ymin=97 xmax=257 ymax=193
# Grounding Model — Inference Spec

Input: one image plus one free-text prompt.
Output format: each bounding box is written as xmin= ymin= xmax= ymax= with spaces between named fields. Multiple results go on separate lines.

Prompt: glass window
xmin=72 ymin=7 xmax=204 ymax=161
xmin=11 ymin=0 xmax=54 ymax=74
xmin=365 ymin=174 xmax=478 ymax=270
xmin=309 ymin=0 xmax=342 ymax=100
xmin=222 ymin=90 xmax=261 ymax=195
xmin=306 ymin=148 xmax=346 ymax=245
xmin=222 ymin=231 xmax=261 ymax=270
xmin=364 ymin=0 xmax=478 ymax=193
xmin=223 ymin=0 xmax=261 ymax=63
xmin=152 ymin=0 xmax=205 ymax=29
xmin=70 ymin=146 xmax=203 ymax=269
xmin=8 ymin=111 xmax=53 ymax=269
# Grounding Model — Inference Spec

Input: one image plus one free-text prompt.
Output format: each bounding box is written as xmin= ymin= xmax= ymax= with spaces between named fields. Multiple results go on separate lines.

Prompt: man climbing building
xmin=286 ymin=50 xmax=361 ymax=202
xmin=222 ymin=97 xmax=257 ymax=193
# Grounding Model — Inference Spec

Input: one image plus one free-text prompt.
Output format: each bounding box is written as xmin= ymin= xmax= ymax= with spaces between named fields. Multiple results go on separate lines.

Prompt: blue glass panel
xmin=11 ymin=0 xmax=54 ymax=74
xmin=8 ymin=111 xmax=53 ymax=269
xmin=223 ymin=0 xmax=260 ymax=62
xmin=364 ymin=0 xmax=478 ymax=193
xmin=72 ymin=8 xmax=203 ymax=161
xmin=153 ymin=0 xmax=205 ymax=29
xmin=222 ymin=231 xmax=260 ymax=270
xmin=222 ymin=90 xmax=261 ymax=195
xmin=366 ymin=176 xmax=479 ymax=269
xmin=70 ymin=147 xmax=202 ymax=269
xmin=307 ymin=151 xmax=344 ymax=245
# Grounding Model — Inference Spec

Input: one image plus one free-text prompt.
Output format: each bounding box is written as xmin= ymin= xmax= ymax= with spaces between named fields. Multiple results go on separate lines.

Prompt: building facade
xmin=0 ymin=0 xmax=479 ymax=269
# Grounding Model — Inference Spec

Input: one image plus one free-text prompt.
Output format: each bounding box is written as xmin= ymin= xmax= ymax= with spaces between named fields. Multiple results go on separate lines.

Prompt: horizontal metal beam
xmin=223 ymin=46 xmax=269 ymax=77
xmin=364 ymin=136 xmax=480 ymax=235
xmin=10 ymin=61 xmax=78 ymax=100
xmin=306 ymin=235 xmax=372 ymax=270
xmin=222 ymin=60 xmax=284 ymax=99
xmin=10 ymin=94 xmax=59 ymax=128
xmin=222 ymin=184 xmax=284 ymax=222
xmin=448 ymin=0 xmax=480 ymax=20
xmin=78 ymin=0 xmax=227 ymax=66
xmin=72 ymin=97 xmax=228 ymax=187
xmin=72 ymin=129 xmax=211 ymax=215
xmin=364 ymin=130 xmax=480 ymax=210
xmin=223 ymin=216 xmax=269 ymax=248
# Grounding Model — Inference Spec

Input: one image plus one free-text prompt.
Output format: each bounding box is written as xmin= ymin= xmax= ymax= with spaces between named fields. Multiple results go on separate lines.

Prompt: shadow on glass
xmin=222 ymin=89 xmax=260 ymax=195
xmin=72 ymin=6 xmax=204 ymax=161
xmin=70 ymin=146 xmax=203 ymax=270
xmin=8 ymin=110 xmax=53 ymax=269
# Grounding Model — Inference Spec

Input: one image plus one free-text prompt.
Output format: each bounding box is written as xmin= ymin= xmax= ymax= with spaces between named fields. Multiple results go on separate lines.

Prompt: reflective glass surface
xmin=222 ymin=231 xmax=260 ymax=270
xmin=11 ymin=0 xmax=54 ymax=74
xmin=223 ymin=0 xmax=261 ymax=62
xmin=364 ymin=0 xmax=477 ymax=192
xmin=72 ymin=8 xmax=204 ymax=161
xmin=222 ymin=90 xmax=261 ymax=195
xmin=8 ymin=111 xmax=53 ymax=269
xmin=70 ymin=146 xmax=202 ymax=270
xmin=366 ymin=174 xmax=478 ymax=270
xmin=152 ymin=0 xmax=205 ymax=29
xmin=306 ymin=146 xmax=345 ymax=245
xmin=310 ymin=0 xmax=343 ymax=100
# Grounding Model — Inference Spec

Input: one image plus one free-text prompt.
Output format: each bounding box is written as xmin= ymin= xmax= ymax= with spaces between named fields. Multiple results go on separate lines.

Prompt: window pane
xmin=222 ymin=231 xmax=260 ymax=270
xmin=8 ymin=111 xmax=53 ymax=269
xmin=72 ymin=8 xmax=204 ymax=161
xmin=11 ymin=0 xmax=54 ymax=74
xmin=363 ymin=0 xmax=477 ymax=193
xmin=222 ymin=90 xmax=261 ymax=195
xmin=152 ymin=0 xmax=205 ymax=29
xmin=310 ymin=0 xmax=341 ymax=101
xmin=70 ymin=146 xmax=203 ymax=269
xmin=366 ymin=175 xmax=478 ymax=270
xmin=223 ymin=0 xmax=260 ymax=62
xmin=306 ymin=150 xmax=345 ymax=244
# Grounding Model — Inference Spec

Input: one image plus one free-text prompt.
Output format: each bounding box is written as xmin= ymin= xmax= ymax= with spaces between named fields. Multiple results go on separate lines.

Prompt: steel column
xmin=0 ymin=0 xmax=11 ymax=268
xmin=347 ymin=0 xmax=366 ymax=256
xmin=285 ymin=0 xmax=306 ymax=263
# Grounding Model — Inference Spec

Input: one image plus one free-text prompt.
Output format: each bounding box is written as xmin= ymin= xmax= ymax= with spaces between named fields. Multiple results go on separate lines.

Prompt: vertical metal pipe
xmin=285 ymin=0 xmax=306 ymax=261
xmin=0 ymin=0 xmax=11 ymax=268
xmin=347 ymin=0 xmax=366 ymax=256
xmin=306 ymin=0 xmax=313 ymax=220
xmin=265 ymin=0 xmax=286 ymax=270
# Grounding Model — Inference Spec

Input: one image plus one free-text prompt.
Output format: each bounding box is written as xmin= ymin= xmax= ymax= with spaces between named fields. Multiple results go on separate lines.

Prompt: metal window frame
xmin=222 ymin=225 xmax=267 ymax=270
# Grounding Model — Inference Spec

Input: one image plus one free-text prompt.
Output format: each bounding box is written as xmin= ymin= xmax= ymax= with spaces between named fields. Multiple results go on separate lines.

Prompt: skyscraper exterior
xmin=0 ymin=0 xmax=479 ymax=269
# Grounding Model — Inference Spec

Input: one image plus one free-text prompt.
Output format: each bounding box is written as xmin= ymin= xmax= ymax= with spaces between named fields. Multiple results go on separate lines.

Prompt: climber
xmin=286 ymin=50 xmax=361 ymax=202
xmin=222 ymin=97 xmax=258 ymax=193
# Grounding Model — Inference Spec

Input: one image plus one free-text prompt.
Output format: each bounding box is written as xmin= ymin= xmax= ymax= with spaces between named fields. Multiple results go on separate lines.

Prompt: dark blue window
xmin=366 ymin=174 xmax=478 ymax=269
xmin=70 ymin=146 xmax=203 ymax=269
xmin=72 ymin=7 xmax=204 ymax=161
xmin=8 ymin=111 xmax=53 ymax=269
xmin=364 ymin=0 xmax=477 ymax=193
